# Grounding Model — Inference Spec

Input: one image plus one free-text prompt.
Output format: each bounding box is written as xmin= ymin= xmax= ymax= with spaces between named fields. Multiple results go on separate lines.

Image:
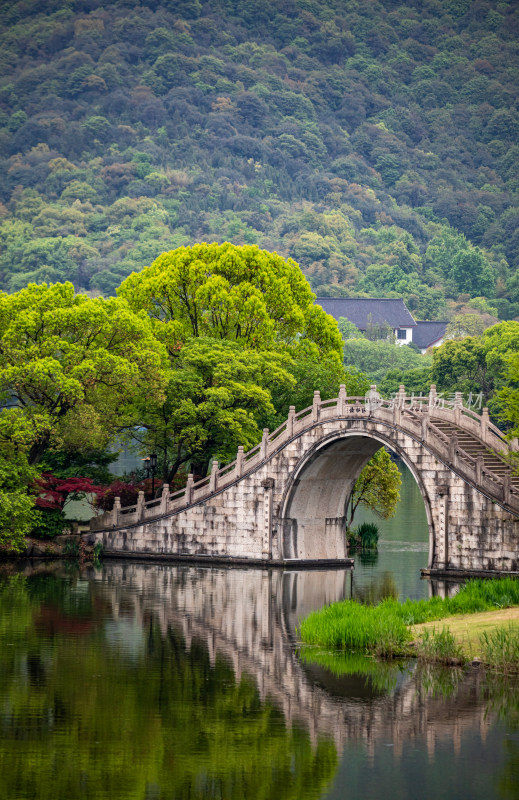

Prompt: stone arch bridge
xmin=87 ymin=385 xmax=519 ymax=575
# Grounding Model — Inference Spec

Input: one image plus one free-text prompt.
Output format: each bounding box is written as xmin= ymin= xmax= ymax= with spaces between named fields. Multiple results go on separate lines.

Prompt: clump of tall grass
xmin=298 ymin=577 xmax=519 ymax=660
xmin=298 ymin=599 xmax=410 ymax=656
xmin=480 ymin=626 xmax=519 ymax=674
xmin=416 ymin=627 xmax=464 ymax=665
xmin=347 ymin=522 xmax=379 ymax=551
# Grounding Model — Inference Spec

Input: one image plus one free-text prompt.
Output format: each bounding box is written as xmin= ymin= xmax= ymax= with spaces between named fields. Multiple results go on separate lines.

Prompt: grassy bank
xmin=298 ymin=578 xmax=519 ymax=669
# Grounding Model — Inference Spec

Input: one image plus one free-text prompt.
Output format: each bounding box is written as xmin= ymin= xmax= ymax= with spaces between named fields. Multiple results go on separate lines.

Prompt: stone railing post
xmin=235 ymin=446 xmax=244 ymax=477
xmin=260 ymin=428 xmax=269 ymax=459
xmin=394 ymin=384 xmax=405 ymax=425
xmin=209 ymin=460 xmax=218 ymax=493
xmin=504 ymin=472 xmax=511 ymax=505
xmin=287 ymin=405 xmax=295 ymax=437
xmin=428 ymin=383 xmax=438 ymax=418
xmin=160 ymin=483 xmax=169 ymax=514
xmin=481 ymin=407 xmax=489 ymax=444
xmin=338 ymin=384 xmax=347 ymax=416
xmin=185 ymin=473 xmax=194 ymax=504
xmin=476 ymin=455 xmax=484 ymax=485
xmin=112 ymin=496 xmax=121 ymax=528
xmin=454 ymin=391 xmax=463 ymax=426
xmin=449 ymin=434 xmax=458 ymax=467
xmin=421 ymin=413 xmax=428 ymax=443
xmin=136 ymin=490 xmax=145 ymax=519
xmin=312 ymin=390 xmax=321 ymax=423
xmin=398 ymin=384 xmax=406 ymax=408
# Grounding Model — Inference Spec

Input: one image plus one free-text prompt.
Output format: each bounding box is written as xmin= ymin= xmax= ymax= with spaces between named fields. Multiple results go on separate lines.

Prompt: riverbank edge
xmin=298 ymin=577 xmax=519 ymax=671
xmin=422 ymin=567 xmax=519 ymax=579
xmin=1 ymin=539 xmax=355 ymax=570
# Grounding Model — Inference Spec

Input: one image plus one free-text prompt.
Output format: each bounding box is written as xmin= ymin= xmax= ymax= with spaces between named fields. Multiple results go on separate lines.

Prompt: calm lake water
xmin=1 ymin=465 xmax=518 ymax=799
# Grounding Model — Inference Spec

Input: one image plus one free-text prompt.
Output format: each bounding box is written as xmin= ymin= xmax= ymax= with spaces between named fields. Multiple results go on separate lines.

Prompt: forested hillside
xmin=1 ymin=0 xmax=518 ymax=320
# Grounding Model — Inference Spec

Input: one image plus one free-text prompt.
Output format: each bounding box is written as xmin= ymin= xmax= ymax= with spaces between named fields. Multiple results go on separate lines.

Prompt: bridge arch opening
xmin=280 ymin=432 xmax=434 ymax=566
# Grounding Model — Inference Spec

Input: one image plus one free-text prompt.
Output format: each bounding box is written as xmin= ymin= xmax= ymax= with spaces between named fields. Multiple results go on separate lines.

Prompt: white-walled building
xmin=315 ymin=297 xmax=447 ymax=351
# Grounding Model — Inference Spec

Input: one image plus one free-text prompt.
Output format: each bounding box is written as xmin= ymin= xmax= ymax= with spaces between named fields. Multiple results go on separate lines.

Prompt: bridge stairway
xmin=431 ymin=419 xmax=519 ymax=490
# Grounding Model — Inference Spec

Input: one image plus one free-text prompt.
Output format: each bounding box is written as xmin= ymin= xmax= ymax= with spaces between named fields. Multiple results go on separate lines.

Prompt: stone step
xmin=428 ymin=421 xmax=517 ymax=492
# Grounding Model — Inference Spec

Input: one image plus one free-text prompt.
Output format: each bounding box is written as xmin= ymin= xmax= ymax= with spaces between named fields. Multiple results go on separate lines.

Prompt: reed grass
xmin=347 ymin=522 xmax=380 ymax=551
xmin=480 ymin=626 xmax=519 ymax=674
xmin=416 ymin=627 xmax=464 ymax=664
xmin=298 ymin=577 xmax=519 ymax=661
xmin=299 ymin=599 xmax=410 ymax=656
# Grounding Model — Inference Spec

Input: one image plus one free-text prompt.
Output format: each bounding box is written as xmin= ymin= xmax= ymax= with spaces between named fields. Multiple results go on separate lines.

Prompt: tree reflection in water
xmin=0 ymin=569 xmax=337 ymax=800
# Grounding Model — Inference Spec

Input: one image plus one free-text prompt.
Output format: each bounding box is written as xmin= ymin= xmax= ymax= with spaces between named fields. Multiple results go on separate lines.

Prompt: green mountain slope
xmin=0 ymin=0 xmax=518 ymax=319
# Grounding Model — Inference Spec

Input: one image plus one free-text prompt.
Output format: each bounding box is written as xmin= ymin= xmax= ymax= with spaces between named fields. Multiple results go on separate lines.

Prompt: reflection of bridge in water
xmin=90 ymin=563 xmax=493 ymax=756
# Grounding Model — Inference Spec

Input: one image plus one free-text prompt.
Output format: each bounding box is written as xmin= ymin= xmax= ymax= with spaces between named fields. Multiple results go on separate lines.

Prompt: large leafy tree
xmin=496 ymin=355 xmax=519 ymax=439
xmin=0 ymin=282 xmax=168 ymax=466
xmin=484 ymin=323 xmax=519 ymax=436
xmin=117 ymin=242 xmax=343 ymax=356
xmin=118 ymin=244 xmax=353 ymax=480
xmin=343 ymin=337 xmax=430 ymax=387
xmin=431 ymin=337 xmax=491 ymax=399
xmin=0 ymin=282 xmax=169 ymax=544
xmin=0 ymin=410 xmax=39 ymax=551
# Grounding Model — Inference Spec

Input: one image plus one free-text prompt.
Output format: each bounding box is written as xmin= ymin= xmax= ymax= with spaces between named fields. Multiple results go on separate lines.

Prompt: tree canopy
xmin=430 ymin=321 xmax=519 ymax=426
xmin=348 ymin=449 xmax=402 ymax=527
xmin=343 ymin=337 xmax=431 ymax=387
xmin=118 ymin=243 xmax=343 ymax=356
xmin=0 ymin=282 xmax=168 ymax=466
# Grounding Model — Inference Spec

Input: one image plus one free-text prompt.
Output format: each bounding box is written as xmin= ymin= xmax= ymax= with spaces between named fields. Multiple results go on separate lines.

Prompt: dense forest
xmin=0 ymin=0 xmax=518 ymax=320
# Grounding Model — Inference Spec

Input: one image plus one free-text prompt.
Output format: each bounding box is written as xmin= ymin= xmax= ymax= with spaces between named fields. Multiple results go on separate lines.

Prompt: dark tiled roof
xmin=315 ymin=297 xmax=416 ymax=329
xmin=412 ymin=321 xmax=448 ymax=349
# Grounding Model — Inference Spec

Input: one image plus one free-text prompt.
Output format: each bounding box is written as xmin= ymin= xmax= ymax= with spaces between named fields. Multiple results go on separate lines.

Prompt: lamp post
xmin=143 ymin=453 xmax=158 ymax=497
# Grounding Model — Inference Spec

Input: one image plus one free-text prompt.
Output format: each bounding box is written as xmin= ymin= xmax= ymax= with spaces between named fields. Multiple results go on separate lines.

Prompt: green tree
xmin=265 ymin=349 xmax=369 ymax=429
xmin=450 ymin=247 xmax=496 ymax=297
xmin=347 ymin=449 xmax=402 ymax=527
xmin=379 ymin=366 xmax=432 ymax=398
xmin=338 ymin=316 xmax=361 ymax=340
xmin=118 ymin=243 xmax=343 ymax=356
xmin=445 ymin=313 xmax=492 ymax=339
xmin=118 ymin=244 xmax=353 ymax=479
xmin=431 ymin=336 xmax=491 ymax=398
xmin=0 ymin=410 xmax=39 ymax=551
xmin=431 ymin=322 xmax=519 ymax=417
xmin=133 ymin=337 xmax=295 ymax=481
xmin=343 ymin=338 xmax=430 ymax=385
xmin=0 ymin=282 xmax=168 ymax=466
xmin=484 ymin=322 xmax=519 ymax=435
xmin=495 ymin=354 xmax=519 ymax=439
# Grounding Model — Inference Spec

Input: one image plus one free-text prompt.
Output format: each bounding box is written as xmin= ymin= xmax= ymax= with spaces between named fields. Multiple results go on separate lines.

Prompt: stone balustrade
xmin=90 ymin=384 xmax=519 ymax=533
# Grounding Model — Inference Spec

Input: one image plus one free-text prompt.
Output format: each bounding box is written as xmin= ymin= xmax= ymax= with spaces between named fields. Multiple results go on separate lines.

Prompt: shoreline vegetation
xmin=298 ymin=578 xmax=519 ymax=672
